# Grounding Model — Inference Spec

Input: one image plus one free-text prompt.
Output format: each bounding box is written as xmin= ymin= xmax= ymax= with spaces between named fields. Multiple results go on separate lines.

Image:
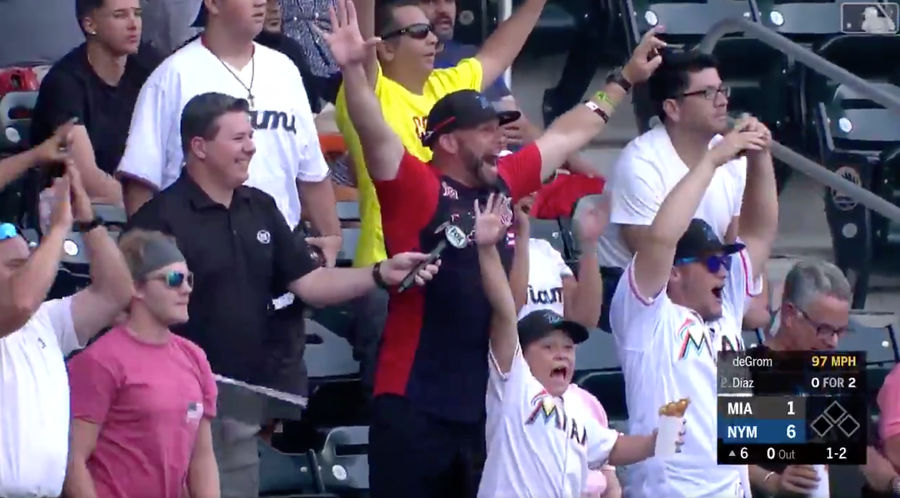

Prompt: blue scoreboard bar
xmin=717 ymin=351 xmax=867 ymax=465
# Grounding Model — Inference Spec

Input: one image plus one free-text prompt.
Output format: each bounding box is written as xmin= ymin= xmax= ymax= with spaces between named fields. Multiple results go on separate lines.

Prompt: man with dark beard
xmin=321 ymin=0 xmax=665 ymax=495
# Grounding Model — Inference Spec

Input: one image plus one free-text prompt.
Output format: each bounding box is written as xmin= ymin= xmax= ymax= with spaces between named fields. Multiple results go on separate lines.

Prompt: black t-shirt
xmin=30 ymin=43 xmax=161 ymax=175
xmin=254 ymin=31 xmax=341 ymax=114
xmin=126 ymin=173 xmax=317 ymax=389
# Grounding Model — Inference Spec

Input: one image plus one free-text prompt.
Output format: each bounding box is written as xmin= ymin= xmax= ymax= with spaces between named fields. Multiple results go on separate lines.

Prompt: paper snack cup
xmin=655 ymin=415 xmax=683 ymax=458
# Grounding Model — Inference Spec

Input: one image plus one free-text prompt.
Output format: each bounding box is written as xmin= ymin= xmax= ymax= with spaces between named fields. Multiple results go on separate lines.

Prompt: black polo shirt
xmin=126 ymin=173 xmax=316 ymax=386
xmin=30 ymin=43 xmax=161 ymax=175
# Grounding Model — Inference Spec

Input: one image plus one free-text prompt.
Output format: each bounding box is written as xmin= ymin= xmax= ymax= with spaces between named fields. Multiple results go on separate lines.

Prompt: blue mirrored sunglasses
xmin=149 ymin=270 xmax=193 ymax=288
xmin=675 ymin=254 xmax=732 ymax=273
xmin=0 ymin=223 xmax=18 ymax=241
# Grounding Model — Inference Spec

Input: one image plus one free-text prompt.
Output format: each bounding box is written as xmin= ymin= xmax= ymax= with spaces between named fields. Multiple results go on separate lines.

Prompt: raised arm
xmin=534 ymin=28 xmax=665 ymax=181
xmin=475 ymin=194 xmax=519 ymax=374
xmin=322 ymin=0 xmax=404 ymax=181
xmin=68 ymin=165 xmax=134 ymax=344
xmin=736 ymin=118 xmax=778 ymax=279
xmin=0 ymin=176 xmax=73 ymax=337
xmin=474 ymin=0 xmax=547 ymax=89
xmin=631 ymin=124 xmax=766 ymax=298
xmin=510 ymin=200 xmax=530 ymax=313
xmin=564 ymin=196 xmax=609 ymax=328
xmin=0 ymin=119 xmax=74 ymax=191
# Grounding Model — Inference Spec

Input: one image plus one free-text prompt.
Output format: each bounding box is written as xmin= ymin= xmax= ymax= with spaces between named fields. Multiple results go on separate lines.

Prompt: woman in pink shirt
xmin=65 ymin=229 xmax=219 ymax=498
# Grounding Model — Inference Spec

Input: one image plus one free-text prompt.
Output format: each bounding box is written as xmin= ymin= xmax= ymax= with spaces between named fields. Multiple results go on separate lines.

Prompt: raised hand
xmin=317 ymin=0 xmax=379 ymax=68
xmin=48 ymin=174 xmax=73 ymax=231
xmin=705 ymin=116 xmax=768 ymax=167
xmin=65 ymin=160 xmax=94 ymax=223
xmin=573 ymin=195 xmax=611 ymax=243
xmin=33 ymin=118 xmax=76 ymax=165
xmin=622 ymin=26 xmax=667 ymax=84
xmin=474 ymin=193 xmax=511 ymax=246
xmin=513 ymin=195 xmax=532 ymax=236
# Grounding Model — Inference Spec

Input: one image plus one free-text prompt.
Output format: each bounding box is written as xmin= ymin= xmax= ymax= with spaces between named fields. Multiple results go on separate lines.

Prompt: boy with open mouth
xmin=473 ymin=193 xmax=685 ymax=497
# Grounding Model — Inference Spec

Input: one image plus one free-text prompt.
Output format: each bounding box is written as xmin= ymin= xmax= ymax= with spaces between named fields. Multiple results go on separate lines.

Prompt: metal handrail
xmin=698 ymin=16 xmax=900 ymax=117
xmin=698 ymin=16 xmax=900 ymax=223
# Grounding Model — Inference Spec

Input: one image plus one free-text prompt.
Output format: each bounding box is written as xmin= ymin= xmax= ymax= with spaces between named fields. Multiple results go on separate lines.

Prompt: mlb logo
xmin=186 ymin=401 xmax=204 ymax=422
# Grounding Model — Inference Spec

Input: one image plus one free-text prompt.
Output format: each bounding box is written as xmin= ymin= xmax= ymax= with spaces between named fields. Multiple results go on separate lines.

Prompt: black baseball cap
xmin=674 ymin=219 xmax=744 ymax=262
xmin=518 ymin=309 xmax=589 ymax=349
xmin=422 ymin=90 xmax=521 ymax=148
xmin=192 ymin=3 xmax=208 ymax=27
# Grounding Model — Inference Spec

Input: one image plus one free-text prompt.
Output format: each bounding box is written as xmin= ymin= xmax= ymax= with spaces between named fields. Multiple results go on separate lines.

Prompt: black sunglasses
xmin=381 ymin=23 xmax=435 ymax=40
xmin=148 ymin=270 xmax=194 ymax=289
xmin=675 ymin=254 xmax=732 ymax=273
xmin=680 ymin=85 xmax=731 ymax=101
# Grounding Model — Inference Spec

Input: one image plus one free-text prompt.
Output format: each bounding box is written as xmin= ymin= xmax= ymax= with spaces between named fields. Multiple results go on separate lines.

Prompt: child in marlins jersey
xmin=473 ymin=193 xmax=681 ymax=498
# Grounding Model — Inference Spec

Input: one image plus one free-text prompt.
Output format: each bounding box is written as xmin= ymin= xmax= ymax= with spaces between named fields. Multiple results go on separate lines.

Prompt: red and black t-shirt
xmin=373 ymin=144 xmax=543 ymax=423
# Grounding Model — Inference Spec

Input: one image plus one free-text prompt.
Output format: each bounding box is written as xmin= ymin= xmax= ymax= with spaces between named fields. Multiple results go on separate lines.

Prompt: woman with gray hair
xmin=64 ymin=229 xmax=219 ymax=498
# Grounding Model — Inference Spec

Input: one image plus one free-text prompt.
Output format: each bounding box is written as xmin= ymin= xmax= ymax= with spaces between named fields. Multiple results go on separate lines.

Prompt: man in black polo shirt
xmin=747 ymin=260 xmax=852 ymax=496
xmin=126 ymin=92 xmax=440 ymax=498
xmin=322 ymin=1 xmax=665 ymax=495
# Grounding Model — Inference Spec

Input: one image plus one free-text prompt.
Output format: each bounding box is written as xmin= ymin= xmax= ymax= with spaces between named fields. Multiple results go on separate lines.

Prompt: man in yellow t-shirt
xmin=336 ymin=0 xmax=551 ymax=267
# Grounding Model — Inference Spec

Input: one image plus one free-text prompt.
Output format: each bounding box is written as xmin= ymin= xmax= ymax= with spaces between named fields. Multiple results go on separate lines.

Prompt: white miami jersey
xmin=518 ymin=238 xmax=574 ymax=320
xmin=609 ymin=249 xmax=762 ymax=498
xmin=117 ymin=38 xmax=329 ymax=228
xmin=478 ymin=346 xmax=619 ymax=498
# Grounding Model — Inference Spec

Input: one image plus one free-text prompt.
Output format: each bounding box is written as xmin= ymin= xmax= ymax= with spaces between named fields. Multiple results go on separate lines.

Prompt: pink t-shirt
xmin=567 ymin=384 xmax=615 ymax=498
xmin=878 ymin=363 xmax=900 ymax=441
xmin=68 ymin=326 xmax=218 ymax=498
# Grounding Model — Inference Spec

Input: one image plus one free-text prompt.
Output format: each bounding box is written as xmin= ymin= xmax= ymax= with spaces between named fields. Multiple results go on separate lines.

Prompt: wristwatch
xmin=606 ymin=67 xmax=633 ymax=93
xmin=372 ymin=261 xmax=389 ymax=290
xmin=73 ymin=216 xmax=104 ymax=233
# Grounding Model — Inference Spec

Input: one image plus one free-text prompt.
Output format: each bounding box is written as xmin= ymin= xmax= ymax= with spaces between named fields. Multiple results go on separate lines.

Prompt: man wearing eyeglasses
xmin=747 ymin=260 xmax=852 ymax=496
xmin=597 ymin=50 xmax=756 ymax=335
xmin=0 ymin=165 xmax=134 ymax=498
xmin=609 ymin=114 xmax=777 ymax=497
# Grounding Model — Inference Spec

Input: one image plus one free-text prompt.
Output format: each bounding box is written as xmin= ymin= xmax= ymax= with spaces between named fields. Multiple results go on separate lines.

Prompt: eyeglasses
xmin=148 ymin=270 xmax=194 ymax=289
xmin=675 ymin=254 xmax=732 ymax=273
xmin=0 ymin=223 xmax=17 ymax=241
xmin=381 ymin=23 xmax=435 ymax=40
xmin=681 ymin=86 xmax=731 ymax=101
xmin=790 ymin=303 xmax=850 ymax=338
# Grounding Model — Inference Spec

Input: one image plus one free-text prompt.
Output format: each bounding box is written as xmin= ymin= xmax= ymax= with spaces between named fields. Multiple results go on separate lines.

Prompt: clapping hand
xmin=705 ymin=116 xmax=768 ymax=167
xmin=474 ymin=193 xmax=511 ymax=247
xmin=33 ymin=118 xmax=76 ymax=165
xmin=622 ymin=26 xmax=667 ymax=84
xmin=316 ymin=0 xmax=379 ymax=68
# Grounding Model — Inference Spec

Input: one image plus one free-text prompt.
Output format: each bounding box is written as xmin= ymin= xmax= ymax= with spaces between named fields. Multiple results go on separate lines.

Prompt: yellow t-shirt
xmin=335 ymin=58 xmax=484 ymax=266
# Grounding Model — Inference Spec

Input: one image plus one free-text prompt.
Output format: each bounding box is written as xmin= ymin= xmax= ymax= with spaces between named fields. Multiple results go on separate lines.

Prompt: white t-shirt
xmin=117 ymin=38 xmax=330 ymax=229
xmin=519 ymin=238 xmax=574 ymax=319
xmin=478 ymin=346 xmax=619 ymax=498
xmin=0 ymin=297 xmax=81 ymax=497
xmin=598 ymin=125 xmax=747 ymax=268
xmin=609 ymin=250 xmax=761 ymax=498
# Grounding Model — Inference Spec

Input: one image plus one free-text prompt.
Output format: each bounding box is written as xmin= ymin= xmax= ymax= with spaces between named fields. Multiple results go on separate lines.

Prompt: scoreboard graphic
xmin=717 ymin=351 xmax=867 ymax=465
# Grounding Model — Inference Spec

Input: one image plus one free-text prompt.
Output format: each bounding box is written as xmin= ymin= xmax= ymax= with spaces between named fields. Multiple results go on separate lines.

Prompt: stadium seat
xmin=842 ymin=311 xmax=900 ymax=404
xmin=303 ymin=319 xmax=360 ymax=381
xmin=805 ymin=35 xmax=900 ymax=307
xmin=742 ymin=328 xmax=764 ymax=348
xmin=0 ymin=90 xmax=37 ymax=152
xmin=574 ymin=330 xmax=627 ymax=420
xmin=529 ymin=217 xmax=566 ymax=255
xmin=337 ymin=227 xmax=360 ymax=267
xmin=258 ymin=442 xmax=325 ymax=497
xmin=336 ymin=201 xmax=359 ymax=223
xmin=315 ymin=426 xmax=370 ymax=493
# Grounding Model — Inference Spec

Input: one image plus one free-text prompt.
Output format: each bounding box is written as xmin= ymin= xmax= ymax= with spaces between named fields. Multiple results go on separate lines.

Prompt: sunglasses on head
xmin=149 ymin=270 xmax=194 ymax=289
xmin=675 ymin=254 xmax=732 ymax=273
xmin=381 ymin=23 xmax=434 ymax=40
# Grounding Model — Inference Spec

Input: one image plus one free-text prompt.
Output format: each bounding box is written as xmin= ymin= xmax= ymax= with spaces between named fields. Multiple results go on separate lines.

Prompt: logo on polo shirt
xmin=257 ymin=230 xmax=271 ymax=244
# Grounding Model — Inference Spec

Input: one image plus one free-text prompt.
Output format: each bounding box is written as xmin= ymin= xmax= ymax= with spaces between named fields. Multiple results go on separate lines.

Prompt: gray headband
xmin=133 ymin=236 xmax=186 ymax=280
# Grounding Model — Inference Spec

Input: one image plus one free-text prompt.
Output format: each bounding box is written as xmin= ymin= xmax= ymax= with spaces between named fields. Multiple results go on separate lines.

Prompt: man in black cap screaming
xmin=319 ymin=0 xmax=666 ymax=496
xmin=608 ymin=115 xmax=778 ymax=497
